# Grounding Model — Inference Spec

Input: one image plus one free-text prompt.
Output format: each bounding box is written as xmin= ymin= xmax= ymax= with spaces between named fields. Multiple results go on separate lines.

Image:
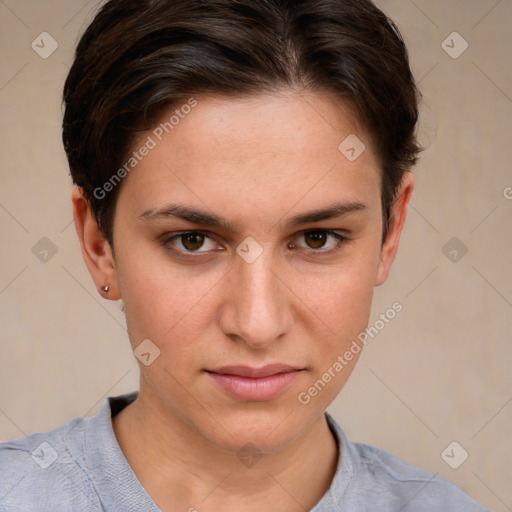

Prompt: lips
xmin=206 ymin=364 xmax=304 ymax=401
xmin=210 ymin=364 xmax=300 ymax=378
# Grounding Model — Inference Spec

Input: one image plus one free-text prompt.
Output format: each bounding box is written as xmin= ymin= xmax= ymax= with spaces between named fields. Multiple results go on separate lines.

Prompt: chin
xmin=195 ymin=401 xmax=316 ymax=455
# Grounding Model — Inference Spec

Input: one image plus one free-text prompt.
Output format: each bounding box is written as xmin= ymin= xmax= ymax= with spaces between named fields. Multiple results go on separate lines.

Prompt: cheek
xmin=115 ymin=245 xmax=220 ymax=349
xmin=303 ymin=274 xmax=374 ymax=354
xmin=302 ymin=252 xmax=379 ymax=333
xmin=295 ymin=269 xmax=375 ymax=409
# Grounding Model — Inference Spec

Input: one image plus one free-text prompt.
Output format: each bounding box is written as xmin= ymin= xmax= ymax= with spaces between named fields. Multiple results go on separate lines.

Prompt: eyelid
xmin=161 ymin=228 xmax=350 ymax=258
xmin=161 ymin=230 xmax=221 ymax=255
xmin=290 ymin=229 xmax=349 ymax=254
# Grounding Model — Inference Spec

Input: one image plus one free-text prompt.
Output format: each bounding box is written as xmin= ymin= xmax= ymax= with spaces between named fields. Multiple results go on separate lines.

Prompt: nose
xmin=219 ymin=249 xmax=294 ymax=349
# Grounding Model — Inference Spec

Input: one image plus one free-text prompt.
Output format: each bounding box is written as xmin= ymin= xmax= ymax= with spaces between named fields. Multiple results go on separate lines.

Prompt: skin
xmin=72 ymin=90 xmax=413 ymax=511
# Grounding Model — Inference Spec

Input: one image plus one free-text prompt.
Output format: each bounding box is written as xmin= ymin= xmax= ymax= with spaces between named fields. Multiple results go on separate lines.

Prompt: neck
xmin=112 ymin=386 xmax=339 ymax=512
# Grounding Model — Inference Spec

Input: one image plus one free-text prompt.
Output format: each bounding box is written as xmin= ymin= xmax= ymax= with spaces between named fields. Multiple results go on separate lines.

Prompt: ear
xmin=375 ymin=172 xmax=414 ymax=286
xmin=71 ymin=186 xmax=121 ymax=300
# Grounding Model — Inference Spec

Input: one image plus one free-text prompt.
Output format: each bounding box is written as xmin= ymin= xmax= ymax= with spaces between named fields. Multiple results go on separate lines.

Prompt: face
xmin=78 ymin=90 xmax=412 ymax=454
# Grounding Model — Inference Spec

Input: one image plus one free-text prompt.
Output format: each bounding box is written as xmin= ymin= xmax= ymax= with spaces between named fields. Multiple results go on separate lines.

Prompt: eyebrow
xmin=138 ymin=201 xmax=367 ymax=231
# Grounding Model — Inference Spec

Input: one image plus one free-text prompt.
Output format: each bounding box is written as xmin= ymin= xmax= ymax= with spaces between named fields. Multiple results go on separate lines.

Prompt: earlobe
xmin=71 ymin=186 xmax=121 ymax=300
xmin=375 ymin=172 xmax=414 ymax=286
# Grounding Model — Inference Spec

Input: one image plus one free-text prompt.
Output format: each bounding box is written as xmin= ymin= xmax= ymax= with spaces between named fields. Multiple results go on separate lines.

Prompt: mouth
xmin=206 ymin=364 xmax=305 ymax=401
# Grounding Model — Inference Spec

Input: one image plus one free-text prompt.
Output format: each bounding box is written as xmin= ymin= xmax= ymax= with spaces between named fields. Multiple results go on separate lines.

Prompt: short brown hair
xmin=62 ymin=0 xmax=421 ymax=246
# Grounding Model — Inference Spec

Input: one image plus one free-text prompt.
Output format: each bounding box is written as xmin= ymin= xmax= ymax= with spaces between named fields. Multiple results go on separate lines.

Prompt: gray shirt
xmin=0 ymin=392 xmax=487 ymax=511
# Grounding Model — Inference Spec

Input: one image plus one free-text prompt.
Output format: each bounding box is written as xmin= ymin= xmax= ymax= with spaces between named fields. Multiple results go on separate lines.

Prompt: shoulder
xmin=0 ymin=416 xmax=102 ymax=511
xmin=354 ymin=442 xmax=487 ymax=510
xmin=322 ymin=413 xmax=489 ymax=512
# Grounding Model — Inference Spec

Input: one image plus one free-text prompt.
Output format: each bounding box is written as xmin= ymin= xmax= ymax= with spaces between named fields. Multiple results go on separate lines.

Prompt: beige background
xmin=0 ymin=0 xmax=510 ymax=510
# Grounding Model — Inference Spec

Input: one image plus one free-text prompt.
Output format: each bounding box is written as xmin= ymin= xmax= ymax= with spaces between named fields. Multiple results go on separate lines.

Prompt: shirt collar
xmin=83 ymin=391 xmax=160 ymax=511
xmin=80 ymin=393 xmax=354 ymax=512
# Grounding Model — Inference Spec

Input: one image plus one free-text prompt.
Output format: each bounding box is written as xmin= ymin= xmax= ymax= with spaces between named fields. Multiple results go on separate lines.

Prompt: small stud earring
xmin=101 ymin=285 xmax=110 ymax=293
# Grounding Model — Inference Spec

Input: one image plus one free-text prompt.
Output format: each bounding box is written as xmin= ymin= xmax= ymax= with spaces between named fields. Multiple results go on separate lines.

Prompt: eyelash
xmin=161 ymin=230 xmax=349 ymax=259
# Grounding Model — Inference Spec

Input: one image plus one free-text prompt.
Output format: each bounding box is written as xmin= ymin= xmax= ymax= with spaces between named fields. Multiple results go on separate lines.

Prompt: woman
xmin=0 ymin=0 xmax=488 ymax=510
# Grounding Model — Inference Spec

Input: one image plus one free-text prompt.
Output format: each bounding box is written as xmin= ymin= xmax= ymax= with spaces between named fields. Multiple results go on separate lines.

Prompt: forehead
xmin=117 ymin=91 xmax=382 ymax=227
xmin=150 ymin=91 xmax=373 ymax=165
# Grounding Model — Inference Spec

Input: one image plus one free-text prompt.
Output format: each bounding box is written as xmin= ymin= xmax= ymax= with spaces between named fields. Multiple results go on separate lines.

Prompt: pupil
xmin=306 ymin=231 xmax=326 ymax=248
xmin=183 ymin=233 xmax=204 ymax=251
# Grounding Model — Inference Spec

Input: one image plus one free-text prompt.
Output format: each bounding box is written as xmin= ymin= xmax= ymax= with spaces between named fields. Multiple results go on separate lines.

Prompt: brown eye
xmin=288 ymin=229 xmax=348 ymax=254
xmin=163 ymin=231 xmax=221 ymax=257
xmin=304 ymin=231 xmax=328 ymax=249
xmin=181 ymin=233 xmax=205 ymax=251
